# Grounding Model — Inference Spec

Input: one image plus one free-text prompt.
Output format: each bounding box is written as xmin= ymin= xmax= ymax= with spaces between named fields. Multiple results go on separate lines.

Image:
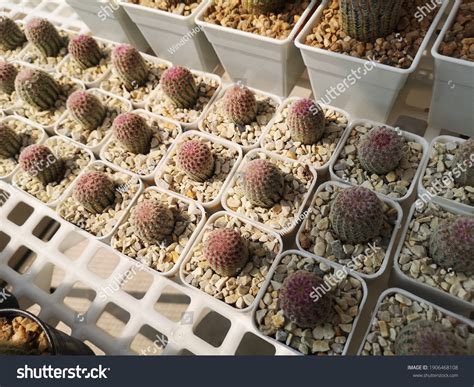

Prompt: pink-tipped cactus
xmin=453 ymin=138 xmax=474 ymax=187
xmin=287 ymin=98 xmax=326 ymax=145
xmin=112 ymin=113 xmax=153 ymax=155
xmin=15 ymin=68 xmax=61 ymax=111
xmin=0 ymin=16 xmax=26 ymax=50
xmin=68 ymin=35 xmax=102 ymax=69
xmin=203 ymin=228 xmax=249 ymax=276
xmin=73 ymin=171 xmax=116 ymax=214
xmin=222 ymin=85 xmax=258 ymax=126
xmin=130 ymin=199 xmax=175 ymax=243
xmin=176 ymin=139 xmax=215 ymax=182
xmin=160 ymin=65 xmax=198 ymax=108
xmin=66 ymin=91 xmax=106 ymax=131
xmin=241 ymin=0 xmax=284 ymax=14
xmin=25 ymin=18 xmax=63 ymax=58
xmin=19 ymin=144 xmax=65 ymax=185
xmin=0 ymin=61 xmax=17 ymax=95
xmin=111 ymin=44 xmax=148 ymax=91
xmin=242 ymin=159 xmax=284 ymax=208
xmin=0 ymin=123 xmax=22 ymax=158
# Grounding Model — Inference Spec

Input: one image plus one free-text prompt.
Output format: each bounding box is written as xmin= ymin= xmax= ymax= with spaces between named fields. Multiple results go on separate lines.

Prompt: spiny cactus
xmin=66 ymin=91 xmax=106 ymax=132
xmin=287 ymin=98 xmax=325 ymax=145
xmin=68 ymin=35 xmax=102 ymax=69
xmin=0 ymin=61 xmax=17 ymax=95
xmin=241 ymin=0 xmax=284 ymax=14
xmin=452 ymin=138 xmax=474 ymax=187
xmin=357 ymin=126 xmax=405 ymax=175
xmin=339 ymin=0 xmax=403 ymax=42
xmin=160 ymin=65 xmax=198 ymax=109
xmin=130 ymin=199 xmax=175 ymax=243
xmin=15 ymin=68 xmax=61 ymax=111
xmin=112 ymin=44 xmax=148 ymax=91
xmin=73 ymin=171 xmax=116 ymax=214
xmin=279 ymin=270 xmax=333 ymax=328
xmin=0 ymin=123 xmax=22 ymax=158
xmin=25 ymin=18 xmax=64 ymax=58
xmin=395 ymin=320 xmax=468 ymax=356
xmin=177 ymin=139 xmax=215 ymax=182
xmin=112 ymin=113 xmax=153 ymax=155
xmin=329 ymin=186 xmax=384 ymax=244
xmin=429 ymin=216 xmax=474 ymax=274
xmin=0 ymin=16 xmax=26 ymax=50
xmin=222 ymin=85 xmax=257 ymax=126
xmin=0 ymin=342 xmax=38 ymax=356
xmin=19 ymin=144 xmax=65 ymax=185
xmin=242 ymin=159 xmax=284 ymax=208
xmin=203 ymin=228 xmax=249 ymax=276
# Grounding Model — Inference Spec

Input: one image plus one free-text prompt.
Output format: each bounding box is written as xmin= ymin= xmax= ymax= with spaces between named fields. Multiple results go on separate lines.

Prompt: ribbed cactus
xmin=242 ymin=159 xmax=284 ymax=208
xmin=112 ymin=113 xmax=153 ymax=155
xmin=111 ymin=44 xmax=148 ymax=91
xmin=160 ymin=65 xmax=198 ymax=108
xmin=0 ymin=123 xmax=22 ymax=158
xmin=287 ymin=98 xmax=326 ymax=145
xmin=25 ymin=18 xmax=64 ymax=58
xmin=177 ymin=139 xmax=215 ymax=182
xmin=0 ymin=61 xmax=17 ymax=95
xmin=0 ymin=16 xmax=26 ymax=50
xmin=19 ymin=144 xmax=65 ymax=185
xmin=68 ymin=34 xmax=102 ymax=69
xmin=73 ymin=171 xmax=116 ymax=214
xmin=339 ymin=0 xmax=403 ymax=42
xmin=130 ymin=199 xmax=175 ymax=243
xmin=429 ymin=216 xmax=474 ymax=274
xmin=357 ymin=126 xmax=405 ymax=175
xmin=15 ymin=68 xmax=61 ymax=111
xmin=279 ymin=270 xmax=333 ymax=328
xmin=222 ymin=85 xmax=257 ymax=126
xmin=329 ymin=186 xmax=383 ymax=244
xmin=241 ymin=0 xmax=284 ymax=14
xmin=453 ymin=138 xmax=474 ymax=187
xmin=395 ymin=320 xmax=467 ymax=356
xmin=0 ymin=343 xmax=38 ymax=356
xmin=203 ymin=228 xmax=249 ymax=276
xmin=66 ymin=91 xmax=106 ymax=132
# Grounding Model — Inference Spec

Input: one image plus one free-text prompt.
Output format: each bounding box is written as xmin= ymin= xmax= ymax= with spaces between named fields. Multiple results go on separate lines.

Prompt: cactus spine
xmin=73 ymin=171 xmax=117 ymax=214
xmin=0 ymin=61 xmax=17 ymax=95
xmin=0 ymin=16 xmax=26 ymax=50
xmin=66 ymin=91 xmax=106 ymax=131
xmin=68 ymin=34 xmax=102 ymax=69
xmin=160 ymin=65 xmax=198 ymax=108
xmin=25 ymin=18 xmax=64 ymax=57
xmin=287 ymin=98 xmax=326 ymax=145
xmin=130 ymin=199 xmax=175 ymax=243
xmin=242 ymin=159 xmax=284 ymax=208
xmin=15 ymin=69 xmax=61 ymax=111
xmin=0 ymin=123 xmax=22 ymax=158
xmin=112 ymin=113 xmax=153 ymax=155
xmin=111 ymin=44 xmax=149 ymax=91
xmin=19 ymin=144 xmax=65 ymax=185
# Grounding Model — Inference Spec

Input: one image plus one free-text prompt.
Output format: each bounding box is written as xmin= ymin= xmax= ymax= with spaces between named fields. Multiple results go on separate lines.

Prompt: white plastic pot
xmin=119 ymin=0 xmax=220 ymax=72
xmin=295 ymin=0 xmax=449 ymax=122
xmin=195 ymin=0 xmax=319 ymax=97
xmin=429 ymin=0 xmax=474 ymax=136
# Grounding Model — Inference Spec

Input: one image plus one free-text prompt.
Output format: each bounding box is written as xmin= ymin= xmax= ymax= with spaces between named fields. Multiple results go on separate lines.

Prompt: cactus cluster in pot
xmin=18 ymin=144 xmax=65 ymax=185
xmin=287 ymin=98 xmax=326 ymax=145
xmin=68 ymin=34 xmax=103 ymax=69
xmin=15 ymin=68 xmax=62 ymax=111
xmin=112 ymin=112 xmax=153 ymax=155
xmin=73 ymin=171 xmax=117 ymax=214
xmin=24 ymin=18 xmax=65 ymax=58
xmin=0 ymin=61 xmax=18 ymax=95
xmin=112 ymin=44 xmax=149 ymax=91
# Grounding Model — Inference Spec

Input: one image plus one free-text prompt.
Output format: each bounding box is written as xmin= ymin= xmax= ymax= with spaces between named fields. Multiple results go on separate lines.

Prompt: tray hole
xmin=193 ymin=310 xmax=231 ymax=348
xmin=88 ymin=248 xmax=120 ymax=279
xmin=63 ymin=281 xmax=96 ymax=316
xmin=22 ymin=0 xmax=43 ymax=8
xmin=84 ymin=340 xmax=106 ymax=356
xmin=120 ymin=265 xmax=153 ymax=300
xmin=0 ymin=188 xmax=10 ymax=207
xmin=154 ymin=287 xmax=191 ymax=323
xmin=235 ymin=332 xmax=276 ymax=355
xmin=17 ymin=296 xmax=41 ymax=315
xmin=96 ymin=303 xmax=130 ymax=339
xmin=8 ymin=245 xmax=37 ymax=274
xmin=32 ymin=216 xmax=60 ymax=242
xmin=58 ymin=232 xmax=88 ymax=261
xmin=55 ymin=321 xmax=72 ymax=336
xmin=34 ymin=263 xmax=65 ymax=294
xmin=130 ymin=325 xmax=168 ymax=356
xmin=7 ymin=201 xmax=33 ymax=226
xmin=0 ymin=231 xmax=11 ymax=252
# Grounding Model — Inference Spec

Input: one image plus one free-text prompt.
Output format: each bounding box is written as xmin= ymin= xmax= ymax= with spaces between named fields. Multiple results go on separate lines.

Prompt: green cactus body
xmin=15 ymin=69 xmax=61 ymax=111
xmin=242 ymin=159 xmax=284 ymax=208
xmin=160 ymin=65 xmax=198 ymax=109
xmin=287 ymin=98 xmax=326 ymax=145
xmin=68 ymin=34 xmax=102 ymax=69
xmin=112 ymin=44 xmax=148 ymax=91
xmin=177 ymin=139 xmax=215 ymax=182
xmin=0 ymin=123 xmax=22 ymax=158
xmin=19 ymin=144 xmax=65 ymax=185
xmin=25 ymin=18 xmax=64 ymax=58
xmin=0 ymin=342 xmax=39 ymax=356
xmin=112 ymin=113 xmax=153 ymax=155
xmin=66 ymin=91 xmax=106 ymax=131
xmin=0 ymin=17 xmax=26 ymax=50
xmin=222 ymin=85 xmax=258 ymax=126
xmin=339 ymin=0 xmax=403 ymax=42
xmin=130 ymin=199 xmax=175 ymax=243
xmin=0 ymin=61 xmax=18 ymax=95
xmin=452 ymin=138 xmax=474 ymax=187
xmin=241 ymin=0 xmax=284 ymax=14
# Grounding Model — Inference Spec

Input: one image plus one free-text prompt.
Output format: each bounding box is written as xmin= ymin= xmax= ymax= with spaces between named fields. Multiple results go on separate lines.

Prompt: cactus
xmin=73 ymin=171 xmax=116 ymax=214
xmin=0 ymin=342 xmax=38 ymax=356
xmin=279 ymin=270 xmax=333 ymax=328
xmin=241 ymin=0 xmax=284 ymax=14
xmin=203 ymin=228 xmax=249 ymax=276
xmin=287 ymin=98 xmax=326 ymax=145
xmin=329 ymin=186 xmax=383 ymax=244
xmin=111 ymin=44 xmax=148 ymax=91
xmin=242 ymin=159 xmax=284 ymax=208
xmin=112 ymin=113 xmax=153 ymax=155
xmin=15 ymin=68 xmax=61 ymax=111
xmin=68 ymin=35 xmax=102 ymax=69
xmin=130 ymin=199 xmax=175 ymax=243
xmin=19 ymin=144 xmax=65 ymax=185
xmin=176 ymin=139 xmax=215 ymax=182
xmin=25 ymin=18 xmax=64 ymax=58
xmin=0 ymin=16 xmax=26 ymax=50
xmin=222 ymin=85 xmax=258 ymax=126
xmin=66 ymin=91 xmax=106 ymax=132
xmin=357 ymin=126 xmax=405 ymax=175
xmin=429 ymin=216 xmax=474 ymax=274
xmin=0 ymin=61 xmax=17 ymax=95
xmin=160 ymin=65 xmax=198 ymax=108
xmin=452 ymin=138 xmax=474 ymax=187
xmin=0 ymin=123 xmax=22 ymax=158
xmin=339 ymin=0 xmax=403 ymax=42
xmin=395 ymin=320 xmax=467 ymax=356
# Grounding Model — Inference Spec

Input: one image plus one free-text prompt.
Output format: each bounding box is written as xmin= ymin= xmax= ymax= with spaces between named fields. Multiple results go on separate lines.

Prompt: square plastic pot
xmin=195 ymin=0 xmax=319 ymax=97
xmin=295 ymin=0 xmax=450 ymax=122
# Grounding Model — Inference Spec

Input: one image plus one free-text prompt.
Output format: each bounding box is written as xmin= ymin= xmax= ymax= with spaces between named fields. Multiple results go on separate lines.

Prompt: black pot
xmin=0 ymin=309 xmax=94 ymax=355
xmin=0 ymin=288 xmax=19 ymax=309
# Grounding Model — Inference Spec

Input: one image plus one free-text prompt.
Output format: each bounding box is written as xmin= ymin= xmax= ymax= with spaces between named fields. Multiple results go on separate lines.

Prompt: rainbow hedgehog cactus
xmin=177 ymin=139 xmax=215 ymax=182
xmin=112 ymin=112 xmax=153 ymax=155
xmin=0 ymin=61 xmax=17 ymax=95
xmin=395 ymin=320 xmax=468 ymax=356
xmin=25 ymin=18 xmax=64 ymax=58
xmin=19 ymin=144 xmax=65 ymax=185
xmin=429 ymin=215 xmax=474 ymax=274
xmin=453 ymin=138 xmax=474 ymax=187
xmin=287 ymin=98 xmax=325 ymax=145
xmin=112 ymin=44 xmax=149 ymax=91
xmin=241 ymin=0 xmax=284 ymax=14
xmin=73 ymin=171 xmax=116 ymax=214
xmin=130 ymin=199 xmax=175 ymax=243
xmin=67 ymin=90 xmax=106 ymax=131
xmin=15 ymin=68 xmax=61 ymax=111
xmin=0 ymin=123 xmax=22 ymax=158
xmin=242 ymin=159 xmax=284 ymax=208
xmin=68 ymin=35 xmax=102 ymax=69
xmin=357 ymin=126 xmax=405 ymax=175
xmin=222 ymin=84 xmax=257 ymax=126
xmin=329 ymin=186 xmax=384 ymax=244
xmin=0 ymin=16 xmax=26 ymax=50
xmin=279 ymin=270 xmax=333 ymax=328
xmin=203 ymin=228 xmax=249 ymax=276
xmin=160 ymin=65 xmax=198 ymax=109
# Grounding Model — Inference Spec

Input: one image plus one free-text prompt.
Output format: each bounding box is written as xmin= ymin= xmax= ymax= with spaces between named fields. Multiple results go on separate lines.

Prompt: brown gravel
xmin=128 ymin=0 xmax=202 ymax=16
xmin=0 ymin=316 xmax=50 ymax=355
